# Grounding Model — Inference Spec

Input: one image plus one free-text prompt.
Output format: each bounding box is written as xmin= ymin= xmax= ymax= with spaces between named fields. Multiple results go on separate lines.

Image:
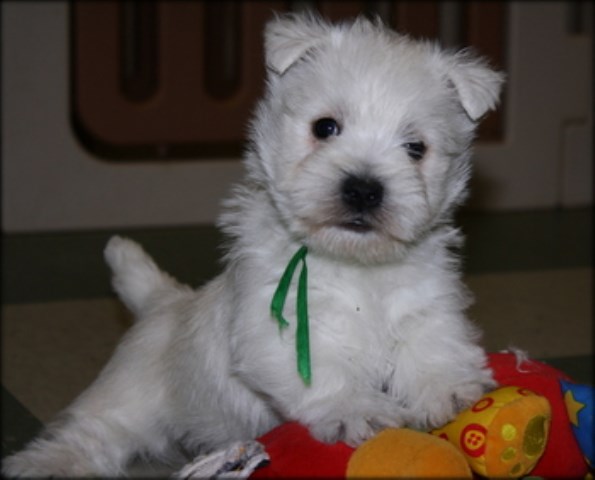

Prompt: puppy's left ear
xmin=264 ymin=12 xmax=329 ymax=75
xmin=447 ymin=49 xmax=505 ymax=121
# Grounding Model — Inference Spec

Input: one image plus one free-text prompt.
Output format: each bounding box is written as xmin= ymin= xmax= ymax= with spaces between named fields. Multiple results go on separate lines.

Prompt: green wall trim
xmin=2 ymin=208 xmax=591 ymax=304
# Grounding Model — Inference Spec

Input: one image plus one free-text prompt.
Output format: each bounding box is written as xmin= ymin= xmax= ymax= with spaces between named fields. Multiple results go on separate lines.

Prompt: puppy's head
xmin=247 ymin=13 xmax=504 ymax=264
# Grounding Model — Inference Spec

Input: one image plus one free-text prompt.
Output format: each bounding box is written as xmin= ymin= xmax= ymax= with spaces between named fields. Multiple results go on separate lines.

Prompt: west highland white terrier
xmin=4 ymin=12 xmax=504 ymax=477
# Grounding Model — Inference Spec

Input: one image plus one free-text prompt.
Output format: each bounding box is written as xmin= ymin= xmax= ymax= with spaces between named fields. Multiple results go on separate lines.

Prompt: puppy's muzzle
xmin=340 ymin=175 xmax=384 ymax=232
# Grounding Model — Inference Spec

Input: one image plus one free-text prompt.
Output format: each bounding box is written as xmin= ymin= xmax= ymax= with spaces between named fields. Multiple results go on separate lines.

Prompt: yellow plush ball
xmin=346 ymin=428 xmax=472 ymax=478
xmin=432 ymin=386 xmax=551 ymax=478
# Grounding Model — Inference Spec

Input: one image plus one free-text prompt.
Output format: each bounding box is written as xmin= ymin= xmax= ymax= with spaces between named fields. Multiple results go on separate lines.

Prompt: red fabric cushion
xmin=252 ymin=422 xmax=353 ymax=478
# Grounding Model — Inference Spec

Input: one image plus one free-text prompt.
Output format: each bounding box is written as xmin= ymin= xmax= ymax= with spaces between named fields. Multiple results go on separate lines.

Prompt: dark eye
xmin=403 ymin=141 xmax=427 ymax=161
xmin=312 ymin=117 xmax=341 ymax=139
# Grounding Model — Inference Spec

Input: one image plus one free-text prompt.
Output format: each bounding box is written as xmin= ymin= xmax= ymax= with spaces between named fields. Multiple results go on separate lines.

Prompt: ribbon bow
xmin=270 ymin=246 xmax=311 ymax=385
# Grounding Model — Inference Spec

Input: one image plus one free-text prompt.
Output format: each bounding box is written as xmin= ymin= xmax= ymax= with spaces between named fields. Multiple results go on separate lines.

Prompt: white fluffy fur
xmin=3 ymin=13 xmax=503 ymax=477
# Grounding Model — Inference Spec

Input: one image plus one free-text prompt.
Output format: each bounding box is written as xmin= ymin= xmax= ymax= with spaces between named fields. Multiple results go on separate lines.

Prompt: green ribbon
xmin=270 ymin=246 xmax=311 ymax=385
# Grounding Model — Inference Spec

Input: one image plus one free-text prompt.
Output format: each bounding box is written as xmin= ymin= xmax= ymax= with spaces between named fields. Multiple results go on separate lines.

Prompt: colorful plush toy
xmin=489 ymin=352 xmax=590 ymax=477
xmin=431 ymin=385 xmax=551 ymax=478
xmin=346 ymin=428 xmax=472 ymax=478
xmin=250 ymin=352 xmax=590 ymax=478
xmin=343 ymin=385 xmax=552 ymax=478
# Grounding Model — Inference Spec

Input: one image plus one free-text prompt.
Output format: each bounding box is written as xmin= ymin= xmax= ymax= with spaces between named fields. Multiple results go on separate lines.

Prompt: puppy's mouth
xmin=339 ymin=217 xmax=375 ymax=233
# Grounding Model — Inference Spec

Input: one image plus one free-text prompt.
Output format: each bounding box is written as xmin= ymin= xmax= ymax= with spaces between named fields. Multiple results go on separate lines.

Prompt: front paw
xmin=410 ymin=377 xmax=495 ymax=431
xmin=308 ymin=406 xmax=406 ymax=447
xmin=309 ymin=417 xmax=370 ymax=447
xmin=451 ymin=377 xmax=497 ymax=412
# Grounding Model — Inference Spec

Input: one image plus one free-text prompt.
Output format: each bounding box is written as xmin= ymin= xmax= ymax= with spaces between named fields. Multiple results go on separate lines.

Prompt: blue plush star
xmin=560 ymin=380 xmax=594 ymax=467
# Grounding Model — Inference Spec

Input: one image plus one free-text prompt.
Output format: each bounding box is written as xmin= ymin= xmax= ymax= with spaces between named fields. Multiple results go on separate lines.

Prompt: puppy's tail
xmin=104 ymin=236 xmax=189 ymax=317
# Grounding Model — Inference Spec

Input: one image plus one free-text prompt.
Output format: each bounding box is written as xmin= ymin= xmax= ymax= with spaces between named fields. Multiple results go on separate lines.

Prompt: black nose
xmin=341 ymin=175 xmax=384 ymax=212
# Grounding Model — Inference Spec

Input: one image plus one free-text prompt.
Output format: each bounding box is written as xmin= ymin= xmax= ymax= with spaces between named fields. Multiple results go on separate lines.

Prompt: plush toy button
xmin=432 ymin=386 xmax=551 ymax=478
xmin=346 ymin=428 xmax=472 ymax=478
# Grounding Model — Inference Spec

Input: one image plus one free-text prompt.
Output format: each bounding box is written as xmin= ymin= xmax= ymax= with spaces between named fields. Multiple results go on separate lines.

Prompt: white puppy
xmin=4 ymin=13 xmax=503 ymax=477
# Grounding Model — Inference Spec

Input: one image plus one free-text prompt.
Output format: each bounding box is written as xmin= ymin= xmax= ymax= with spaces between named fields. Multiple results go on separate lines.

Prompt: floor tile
xmin=467 ymin=267 xmax=592 ymax=357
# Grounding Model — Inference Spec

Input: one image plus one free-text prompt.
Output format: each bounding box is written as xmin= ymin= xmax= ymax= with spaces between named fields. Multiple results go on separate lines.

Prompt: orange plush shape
xmin=432 ymin=386 xmax=551 ymax=478
xmin=346 ymin=428 xmax=472 ymax=478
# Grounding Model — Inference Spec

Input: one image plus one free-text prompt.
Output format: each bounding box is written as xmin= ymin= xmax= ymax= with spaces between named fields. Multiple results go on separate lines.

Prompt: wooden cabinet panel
xmin=72 ymin=1 xmax=506 ymax=160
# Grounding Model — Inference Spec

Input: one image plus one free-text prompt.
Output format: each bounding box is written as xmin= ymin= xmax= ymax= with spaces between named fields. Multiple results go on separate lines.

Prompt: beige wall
xmin=2 ymin=1 xmax=592 ymax=233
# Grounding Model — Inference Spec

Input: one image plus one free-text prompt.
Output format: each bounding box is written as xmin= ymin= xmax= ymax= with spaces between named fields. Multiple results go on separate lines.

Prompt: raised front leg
xmin=302 ymin=387 xmax=410 ymax=446
xmin=386 ymin=315 xmax=496 ymax=431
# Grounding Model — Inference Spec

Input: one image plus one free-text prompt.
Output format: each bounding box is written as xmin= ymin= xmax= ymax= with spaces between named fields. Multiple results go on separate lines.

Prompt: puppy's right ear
xmin=446 ymin=49 xmax=505 ymax=121
xmin=264 ymin=13 xmax=328 ymax=75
